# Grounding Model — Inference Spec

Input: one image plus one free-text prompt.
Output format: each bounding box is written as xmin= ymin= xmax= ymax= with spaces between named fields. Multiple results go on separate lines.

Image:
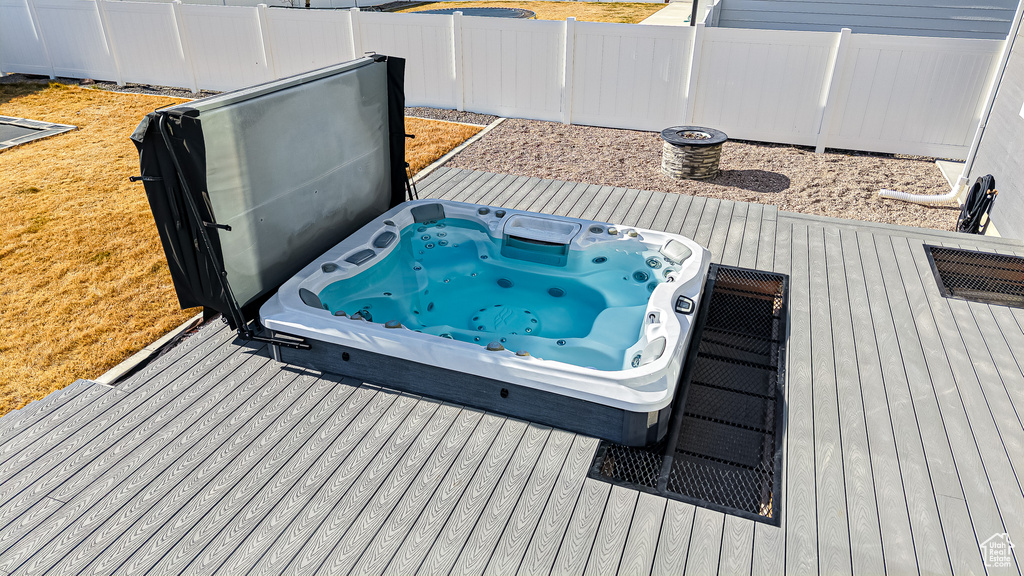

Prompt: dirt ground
xmin=0 ymin=82 xmax=480 ymax=416
xmin=443 ymin=119 xmax=961 ymax=230
xmin=398 ymin=0 xmax=665 ymax=23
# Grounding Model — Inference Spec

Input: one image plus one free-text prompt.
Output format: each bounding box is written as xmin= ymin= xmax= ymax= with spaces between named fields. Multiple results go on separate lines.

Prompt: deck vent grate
xmin=926 ymin=246 xmax=1024 ymax=309
xmin=590 ymin=265 xmax=788 ymax=525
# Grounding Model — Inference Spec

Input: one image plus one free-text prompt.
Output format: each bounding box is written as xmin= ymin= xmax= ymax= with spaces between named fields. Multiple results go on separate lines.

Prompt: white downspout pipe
xmin=880 ymin=0 xmax=1024 ymax=205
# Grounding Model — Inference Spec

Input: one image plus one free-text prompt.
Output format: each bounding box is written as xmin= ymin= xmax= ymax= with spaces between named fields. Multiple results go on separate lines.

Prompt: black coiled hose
xmin=957 ymin=174 xmax=997 ymax=234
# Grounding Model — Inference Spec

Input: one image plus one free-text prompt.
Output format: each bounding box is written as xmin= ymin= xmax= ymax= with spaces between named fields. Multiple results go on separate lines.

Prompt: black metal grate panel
xmin=927 ymin=246 xmax=1024 ymax=308
xmin=590 ymin=265 xmax=788 ymax=525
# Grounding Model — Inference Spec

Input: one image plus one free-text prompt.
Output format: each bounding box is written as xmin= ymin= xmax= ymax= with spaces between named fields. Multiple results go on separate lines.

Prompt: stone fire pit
xmin=661 ymin=126 xmax=727 ymax=180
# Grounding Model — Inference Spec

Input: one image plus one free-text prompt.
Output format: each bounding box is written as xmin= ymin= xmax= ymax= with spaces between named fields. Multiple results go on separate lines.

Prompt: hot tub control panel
xmin=675 ymin=295 xmax=695 ymax=315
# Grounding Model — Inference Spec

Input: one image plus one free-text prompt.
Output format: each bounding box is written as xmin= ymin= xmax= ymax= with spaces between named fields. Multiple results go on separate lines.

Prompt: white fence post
xmin=684 ymin=22 xmax=705 ymax=124
xmin=815 ymin=28 xmax=851 ymax=153
xmin=94 ymin=0 xmax=124 ymax=85
xmin=561 ymin=16 xmax=576 ymax=125
xmin=452 ymin=11 xmax=464 ymax=112
xmin=349 ymin=7 xmax=362 ymax=58
xmin=257 ymin=3 xmax=277 ymax=80
xmin=171 ymin=0 xmax=200 ymax=93
xmin=25 ymin=0 xmax=56 ymax=79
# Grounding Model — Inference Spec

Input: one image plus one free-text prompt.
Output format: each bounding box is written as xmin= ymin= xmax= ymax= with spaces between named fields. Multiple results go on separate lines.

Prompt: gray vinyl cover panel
xmin=192 ymin=60 xmax=392 ymax=308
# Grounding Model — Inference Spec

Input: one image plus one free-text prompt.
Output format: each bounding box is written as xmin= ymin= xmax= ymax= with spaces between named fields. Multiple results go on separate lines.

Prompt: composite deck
xmin=1 ymin=167 xmax=1023 ymax=575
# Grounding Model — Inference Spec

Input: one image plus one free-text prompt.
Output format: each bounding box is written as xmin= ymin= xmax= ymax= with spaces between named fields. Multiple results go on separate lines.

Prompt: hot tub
xmin=133 ymin=56 xmax=710 ymax=446
xmin=261 ymin=199 xmax=710 ymax=445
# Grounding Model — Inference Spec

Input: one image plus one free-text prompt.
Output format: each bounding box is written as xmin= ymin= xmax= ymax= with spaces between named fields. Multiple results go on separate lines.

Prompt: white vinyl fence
xmin=0 ymin=0 xmax=1005 ymax=158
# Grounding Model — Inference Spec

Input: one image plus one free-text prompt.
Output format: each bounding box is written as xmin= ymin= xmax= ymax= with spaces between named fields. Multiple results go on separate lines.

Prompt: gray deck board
xmin=837 ymin=228 xmax=918 ymax=576
xmin=576 ymin=185 xmax=616 ymax=222
xmin=550 ymin=180 xmax=593 ymax=218
xmin=891 ymin=236 xmax=1024 ymax=573
xmin=649 ymin=193 xmax=679 ymax=233
xmin=548 ymin=478 xmax=610 ymax=576
xmin=420 ymin=423 xmax=550 ymax=576
xmin=491 ymin=176 xmax=553 ymax=211
xmin=683 ymin=508 xmax=724 ymax=575
xmin=54 ymin=364 xmax=309 ymax=575
xmin=721 ymin=201 xmax=748 ymax=267
xmin=113 ymin=376 xmax=370 ymax=576
xmin=386 ymin=418 xmax=529 ymax=575
xmin=0 ymin=329 xmax=240 ymax=545
xmin=650 ymin=499 xmax=695 ymax=576
xmin=665 ymin=194 xmax=696 ymax=236
xmin=617 ymin=491 xmax=665 ymax=576
xmin=823 ymin=227 xmax=884 ymax=576
xmin=515 ymin=435 xmax=600 ymax=576
xmin=807 ymin=225 xmax=853 ymax=576
xmin=281 ymin=400 xmax=450 ymax=576
xmin=350 ymin=411 xmax=498 ymax=576
xmin=706 ymin=199 xmax=735 ymax=262
xmin=0 ymin=349 xmax=274 ymax=575
xmin=868 ymin=233 xmax=961 ymax=575
xmin=481 ymin=428 xmax=575 ymax=576
xmin=679 ymin=195 xmax=707 ymax=240
xmin=229 ymin=393 xmax=425 ymax=576
xmin=750 ymin=219 xmax=790 ymax=576
xmin=691 ymin=197 xmax=721 ymax=249
xmin=737 ymin=201 xmax=762 ymax=269
xmin=784 ymin=224 xmax=818 ymax=576
xmin=3 ymin=168 xmax=1024 ymax=576
xmin=319 ymin=406 xmax=481 ymax=576
xmin=581 ymin=485 xmax=637 ymax=576
xmin=455 ymin=427 xmax=569 ymax=576
xmin=633 ymin=191 xmax=663 ymax=229
xmin=0 ymin=380 xmax=91 ymax=443
xmin=717 ymin=515 xmax=754 ymax=576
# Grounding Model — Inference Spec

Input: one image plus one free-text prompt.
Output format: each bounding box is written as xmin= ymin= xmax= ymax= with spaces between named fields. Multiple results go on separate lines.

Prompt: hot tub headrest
xmin=411 ymin=203 xmax=446 ymax=223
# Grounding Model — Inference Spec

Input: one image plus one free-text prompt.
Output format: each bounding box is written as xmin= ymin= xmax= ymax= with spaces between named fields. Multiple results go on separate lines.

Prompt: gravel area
xmin=87 ymin=81 xmax=220 ymax=99
xmin=0 ymin=74 xmax=220 ymax=98
xmin=406 ymin=107 xmax=497 ymax=126
xmin=443 ymin=118 xmax=961 ymax=231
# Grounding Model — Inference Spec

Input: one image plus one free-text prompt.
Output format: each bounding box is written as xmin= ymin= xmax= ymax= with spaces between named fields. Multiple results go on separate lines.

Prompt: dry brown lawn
xmin=399 ymin=0 xmax=666 ymax=23
xmin=0 ymin=82 xmax=480 ymax=417
xmin=406 ymin=117 xmax=482 ymax=174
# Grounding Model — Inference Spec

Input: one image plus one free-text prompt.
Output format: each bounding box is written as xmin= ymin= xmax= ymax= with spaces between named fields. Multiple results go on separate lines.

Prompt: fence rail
xmin=0 ymin=0 xmax=1005 ymax=158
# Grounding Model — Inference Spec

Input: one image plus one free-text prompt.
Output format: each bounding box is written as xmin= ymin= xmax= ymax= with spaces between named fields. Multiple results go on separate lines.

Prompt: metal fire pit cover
xmin=414 ymin=7 xmax=536 ymax=18
xmin=661 ymin=126 xmax=728 ymax=147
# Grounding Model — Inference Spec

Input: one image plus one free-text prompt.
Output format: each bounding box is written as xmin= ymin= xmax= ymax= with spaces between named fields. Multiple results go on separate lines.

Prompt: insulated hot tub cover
xmin=132 ymin=56 xmax=407 ymax=333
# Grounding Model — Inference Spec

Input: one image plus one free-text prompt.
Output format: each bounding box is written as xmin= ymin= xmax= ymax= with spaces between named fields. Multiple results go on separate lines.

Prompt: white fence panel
xmin=692 ymin=27 xmax=837 ymax=145
xmin=461 ymin=16 xmax=564 ymax=121
xmin=0 ymin=0 xmax=51 ymax=75
xmin=0 ymin=6 xmax=1003 ymax=158
xmin=178 ymin=3 xmax=270 ymax=91
xmin=823 ymin=34 xmax=1002 ymax=158
xmin=358 ymin=11 xmax=456 ymax=108
xmin=33 ymin=0 xmax=117 ymax=79
xmin=264 ymin=7 xmax=354 ymax=78
xmin=570 ymin=22 xmax=693 ymax=131
xmin=103 ymin=1 xmax=191 ymax=88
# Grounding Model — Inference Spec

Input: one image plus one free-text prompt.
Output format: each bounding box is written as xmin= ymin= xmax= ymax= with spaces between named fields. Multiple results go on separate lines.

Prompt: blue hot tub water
xmin=317 ymin=218 xmax=680 ymax=370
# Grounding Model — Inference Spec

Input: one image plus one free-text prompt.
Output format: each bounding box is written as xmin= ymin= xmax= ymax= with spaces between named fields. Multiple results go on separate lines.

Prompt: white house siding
xmin=716 ymin=0 xmax=1017 ymax=40
xmin=969 ymin=15 xmax=1024 ymax=239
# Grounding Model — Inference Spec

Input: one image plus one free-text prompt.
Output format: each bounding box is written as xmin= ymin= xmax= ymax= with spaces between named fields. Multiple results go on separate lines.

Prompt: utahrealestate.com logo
xmin=980 ymin=533 xmax=1015 ymax=569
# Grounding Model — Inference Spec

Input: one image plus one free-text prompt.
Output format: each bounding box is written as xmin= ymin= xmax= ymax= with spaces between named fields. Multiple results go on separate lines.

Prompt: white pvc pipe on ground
xmin=878 ymin=187 xmax=962 ymax=204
